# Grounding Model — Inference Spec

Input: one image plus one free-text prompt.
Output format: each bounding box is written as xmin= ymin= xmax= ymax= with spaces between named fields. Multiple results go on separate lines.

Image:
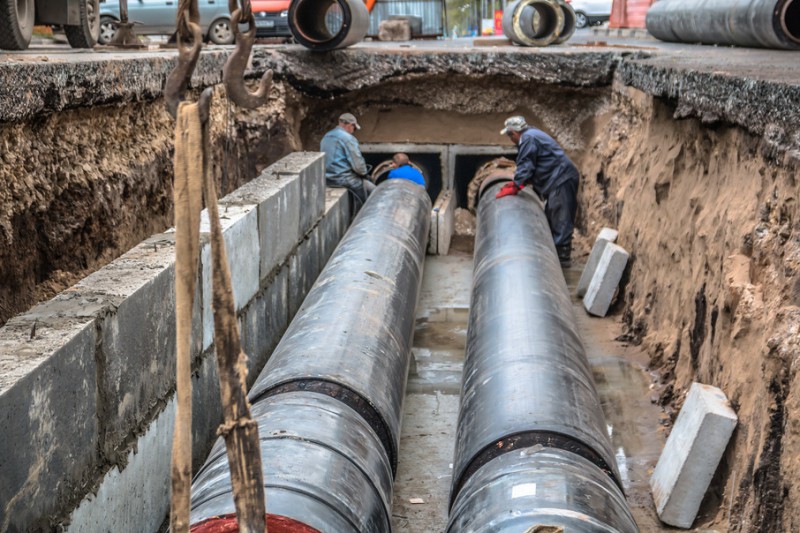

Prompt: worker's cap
xmin=500 ymin=116 xmax=528 ymax=135
xmin=339 ymin=112 xmax=361 ymax=130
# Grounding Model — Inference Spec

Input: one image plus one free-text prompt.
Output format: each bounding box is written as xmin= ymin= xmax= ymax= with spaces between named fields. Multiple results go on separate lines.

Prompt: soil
xmin=0 ymin=81 xmax=302 ymax=327
xmin=578 ymin=81 xmax=800 ymax=532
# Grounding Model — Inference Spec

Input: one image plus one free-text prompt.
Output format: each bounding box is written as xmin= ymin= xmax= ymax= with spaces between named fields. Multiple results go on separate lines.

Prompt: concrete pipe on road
xmin=288 ymin=0 xmax=370 ymax=51
xmin=646 ymin=0 xmax=800 ymax=50
xmin=447 ymin=179 xmax=636 ymax=532
xmin=502 ymin=0 xmax=570 ymax=46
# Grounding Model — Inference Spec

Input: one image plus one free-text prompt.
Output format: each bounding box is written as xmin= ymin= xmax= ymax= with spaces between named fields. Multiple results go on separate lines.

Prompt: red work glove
xmin=496 ymin=182 xmax=522 ymax=199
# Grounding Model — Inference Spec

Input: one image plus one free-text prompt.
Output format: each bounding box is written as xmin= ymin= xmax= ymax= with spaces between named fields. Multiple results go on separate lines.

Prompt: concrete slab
xmin=200 ymin=204 xmax=260 ymax=350
xmin=319 ymin=189 xmax=350 ymax=264
xmin=584 ymin=243 xmax=629 ymax=317
xmin=651 ymin=383 xmax=737 ymax=529
xmin=577 ymin=227 xmax=619 ymax=298
xmin=67 ymin=398 xmax=175 ymax=533
xmin=0 ymin=309 xmax=98 ymax=531
xmin=436 ymin=190 xmax=455 ymax=256
xmin=258 ymin=176 xmax=301 ymax=282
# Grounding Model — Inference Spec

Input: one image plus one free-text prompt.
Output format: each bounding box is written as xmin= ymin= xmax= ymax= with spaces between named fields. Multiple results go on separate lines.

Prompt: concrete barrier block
xmin=0 ymin=306 xmax=99 ymax=531
xmin=651 ymin=383 xmax=737 ymax=528
xmin=269 ymin=152 xmax=326 ymax=238
xmin=200 ymin=205 xmax=260 ymax=350
xmin=436 ymin=190 xmax=455 ymax=256
xmin=319 ymin=189 xmax=350 ymax=267
xmin=583 ymin=243 xmax=629 ymax=317
xmin=258 ymin=176 xmax=301 ymax=282
xmin=577 ymin=227 xmax=619 ymax=298
xmin=240 ymin=265 xmax=290 ymax=384
xmin=288 ymin=230 xmax=323 ymax=317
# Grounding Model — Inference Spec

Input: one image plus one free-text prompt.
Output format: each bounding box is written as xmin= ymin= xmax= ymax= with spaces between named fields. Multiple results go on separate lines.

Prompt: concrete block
xmin=0 ymin=305 xmax=99 ymax=531
xmin=268 ymin=152 xmax=325 ymax=239
xmin=288 ymin=229 xmax=323 ymax=318
xmin=436 ymin=190 xmax=455 ymax=256
xmin=577 ymin=227 xmax=619 ymax=297
xmin=318 ymin=188 xmax=350 ymax=271
xmin=258 ymin=175 xmax=301 ymax=282
xmin=200 ymin=204 xmax=260 ymax=350
xmin=239 ymin=265 xmax=290 ymax=384
xmin=583 ymin=243 xmax=629 ymax=317
xmin=68 ymin=397 xmax=175 ymax=533
xmin=379 ymin=19 xmax=411 ymax=41
xmin=651 ymin=383 xmax=737 ymax=528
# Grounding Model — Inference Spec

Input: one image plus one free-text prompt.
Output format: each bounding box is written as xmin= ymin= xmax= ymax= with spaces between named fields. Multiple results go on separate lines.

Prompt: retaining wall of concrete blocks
xmin=0 ymin=153 xmax=350 ymax=532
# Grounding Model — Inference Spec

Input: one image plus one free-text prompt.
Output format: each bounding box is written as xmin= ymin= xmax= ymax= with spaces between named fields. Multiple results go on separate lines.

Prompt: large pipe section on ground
xmin=646 ymin=0 xmax=800 ymax=50
xmin=447 ymin=179 xmax=637 ymax=532
xmin=288 ymin=0 xmax=370 ymax=51
xmin=189 ymin=180 xmax=431 ymax=532
xmin=502 ymin=0 xmax=576 ymax=46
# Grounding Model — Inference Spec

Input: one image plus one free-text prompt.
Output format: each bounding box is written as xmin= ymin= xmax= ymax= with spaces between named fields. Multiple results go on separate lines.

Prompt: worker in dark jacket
xmin=496 ymin=116 xmax=580 ymax=267
xmin=387 ymin=153 xmax=426 ymax=187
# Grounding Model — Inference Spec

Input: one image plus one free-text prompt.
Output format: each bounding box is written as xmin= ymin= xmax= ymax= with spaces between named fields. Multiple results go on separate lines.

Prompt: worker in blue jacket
xmin=387 ymin=153 xmax=426 ymax=187
xmin=320 ymin=113 xmax=376 ymax=206
xmin=496 ymin=116 xmax=580 ymax=267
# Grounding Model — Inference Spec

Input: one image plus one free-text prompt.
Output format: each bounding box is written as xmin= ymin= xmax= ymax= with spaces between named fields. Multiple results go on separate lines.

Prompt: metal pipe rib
xmin=448 ymin=181 xmax=636 ymax=532
xmin=646 ymin=0 xmax=800 ymax=50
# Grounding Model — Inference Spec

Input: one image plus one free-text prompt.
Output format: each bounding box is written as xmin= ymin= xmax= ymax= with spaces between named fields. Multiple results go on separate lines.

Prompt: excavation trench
xmin=1 ymin=62 xmax=799 ymax=532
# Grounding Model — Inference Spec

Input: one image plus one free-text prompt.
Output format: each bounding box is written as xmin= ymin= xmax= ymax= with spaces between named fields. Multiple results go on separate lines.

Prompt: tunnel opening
xmin=362 ymin=150 xmax=443 ymax=202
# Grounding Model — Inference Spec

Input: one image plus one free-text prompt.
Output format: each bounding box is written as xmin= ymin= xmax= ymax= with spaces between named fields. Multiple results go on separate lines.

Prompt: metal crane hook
xmin=165 ymin=14 xmax=210 ymax=119
xmin=222 ymin=7 xmax=273 ymax=109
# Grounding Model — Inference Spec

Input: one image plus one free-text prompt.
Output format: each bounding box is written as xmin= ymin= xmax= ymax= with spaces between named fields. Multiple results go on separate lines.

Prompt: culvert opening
xmin=783 ymin=0 xmax=800 ymax=43
xmin=362 ymin=151 xmax=443 ymax=201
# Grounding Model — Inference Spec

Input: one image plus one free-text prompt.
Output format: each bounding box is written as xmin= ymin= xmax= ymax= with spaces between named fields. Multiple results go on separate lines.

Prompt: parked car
xmin=251 ymin=0 xmax=290 ymax=39
xmin=98 ymin=0 xmax=234 ymax=44
xmin=566 ymin=0 xmax=612 ymax=28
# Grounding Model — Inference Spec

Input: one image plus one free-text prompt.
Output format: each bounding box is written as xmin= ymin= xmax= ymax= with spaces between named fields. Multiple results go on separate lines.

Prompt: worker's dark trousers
xmin=544 ymin=173 xmax=579 ymax=252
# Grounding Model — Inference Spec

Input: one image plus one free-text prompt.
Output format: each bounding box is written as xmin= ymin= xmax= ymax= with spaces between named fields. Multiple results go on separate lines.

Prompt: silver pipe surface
xmin=289 ymin=0 xmax=370 ymax=51
xmin=646 ymin=0 xmax=800 ymax=50
xmin=448 ymin=446 xmax=639 ymax=533
xmin=450 ymin=181 xmax=623 ymax=507
xmin=248 ymin=179 xmax=431 ymax=474
xmin=190 ymin=392 xmax=393 ymax=532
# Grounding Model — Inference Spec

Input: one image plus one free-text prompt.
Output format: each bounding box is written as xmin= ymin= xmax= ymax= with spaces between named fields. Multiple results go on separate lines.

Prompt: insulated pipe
xmin=502 ymin=0 xmax=565 ymax=47
xmin=288 ymin=0 xmax=370 ymax=51
xmin=646 ymin=0 xmax=800 ymax=50
xmin=448 ymin=447 xmax=638 ymax=533
xmin=190 ymin=393 xmax=393 ymax=532
xmin=450 ymin=180 xmax=625 ymax=516
xmin=248 ymin=179 xmax=431 ymax=475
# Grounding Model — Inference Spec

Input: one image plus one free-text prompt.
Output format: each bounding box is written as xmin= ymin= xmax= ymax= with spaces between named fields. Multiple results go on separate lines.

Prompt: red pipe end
xmin=191 ymin=514 xmax=321 ymax=533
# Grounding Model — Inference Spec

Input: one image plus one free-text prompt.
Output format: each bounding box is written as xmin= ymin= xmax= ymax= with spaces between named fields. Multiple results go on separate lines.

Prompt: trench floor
xmin=392 ymin=251 xmax=700 ymax=532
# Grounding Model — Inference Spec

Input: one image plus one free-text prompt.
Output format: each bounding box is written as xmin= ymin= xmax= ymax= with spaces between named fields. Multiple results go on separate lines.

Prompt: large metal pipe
xmin=288 ymin=0 xmax=370 ymax=51
xmin=249 ymin=179 xmax=430 ymax=475
xmin=448 ymin=180 xmax=635 ymax=531
xmin=646 ymin=0 xmax=800 ymax=50
xmin=191 ymin=393 xmax=392 ymax=532
xmin=449 ymin=447 xmax=639 ymax=532
xmin=189 ymin=180 xmax=431 ymax=532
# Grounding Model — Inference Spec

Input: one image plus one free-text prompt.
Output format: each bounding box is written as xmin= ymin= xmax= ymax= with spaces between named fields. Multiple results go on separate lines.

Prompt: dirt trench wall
xmin=579 ymin=82 xmax=800 ymax=532
xmin=0 ymin=81 xmax=303 ymax=327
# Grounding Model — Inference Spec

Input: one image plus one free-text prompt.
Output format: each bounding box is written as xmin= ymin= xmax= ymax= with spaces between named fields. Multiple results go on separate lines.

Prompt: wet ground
xmin=391 ymin=251 xmax=684 ymax=532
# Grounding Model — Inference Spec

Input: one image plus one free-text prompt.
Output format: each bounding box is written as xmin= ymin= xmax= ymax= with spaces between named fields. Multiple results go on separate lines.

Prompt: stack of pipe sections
xmin=646 ymin=0 xmax=800 ymax=50
xmin=447 ymin=180 xmax=638 ymax=532
xmin=502 ymin=0 xmax=577 ymax=46
xmin=288 ymin=0 xmax=370 ymax=51
xmin=189 ymin=180 xmax=431 ymax=532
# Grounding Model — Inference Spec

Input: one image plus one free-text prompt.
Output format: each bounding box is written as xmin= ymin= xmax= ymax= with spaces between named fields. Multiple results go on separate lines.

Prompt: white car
xmin=567 ymin=0 xmax=612 ymax=28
